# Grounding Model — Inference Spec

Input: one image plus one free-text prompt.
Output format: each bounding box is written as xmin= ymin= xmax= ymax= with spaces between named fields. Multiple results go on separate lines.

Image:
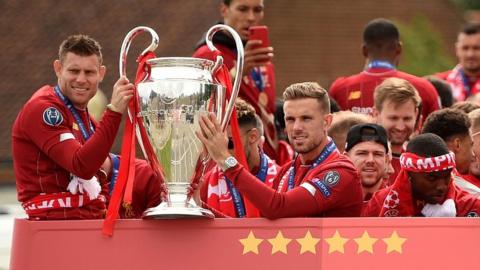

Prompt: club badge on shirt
xmin=43 ymin=107 xmax=63 ymax=127
xmin=311 ymin=171 xmax=341 ymax=198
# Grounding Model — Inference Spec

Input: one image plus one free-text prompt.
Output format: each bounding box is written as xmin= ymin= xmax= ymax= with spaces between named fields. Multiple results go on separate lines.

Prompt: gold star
xmin=267 ymin=231 xmax=292 ymax=254
xmin=383 ymin=231 xmax=407 ymax=254
xmin=239 ymin=231 xmax=263 ymax=255
xmin=325 ymin=230 xmax=349 ymax=254
xmin=354 ymin=231 xmax=378 ymax=254
xmin=296 ymin=230 xmax=320 ymax=254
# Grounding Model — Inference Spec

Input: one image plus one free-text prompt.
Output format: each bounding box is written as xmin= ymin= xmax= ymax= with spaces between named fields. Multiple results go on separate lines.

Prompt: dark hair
xmin=235 ymin=98 xmax=260 ymax=130
xmin=462 ymin=24 xmax=480 ymax=35
xmin=451 ymin=101 xmax=480 ymax=114
xmin=363 ymin=18 xmax=399 ymax=49
xmin=406 ymin=133 xmax=450 ymax=158
xmin=222 ymin=0 xmax=232 ymax=5
xmin=424 ymin=76 xmax=454 ymax=108
xmin=421 ymin=108 xmax=471 ymax=141
xmin=59 ymin=34 xmax=103 ymax=64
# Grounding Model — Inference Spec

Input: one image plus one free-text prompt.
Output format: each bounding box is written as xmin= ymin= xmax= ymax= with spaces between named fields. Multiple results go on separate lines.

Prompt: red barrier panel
xmin=9 ymin=218 xmax=480 ymax=270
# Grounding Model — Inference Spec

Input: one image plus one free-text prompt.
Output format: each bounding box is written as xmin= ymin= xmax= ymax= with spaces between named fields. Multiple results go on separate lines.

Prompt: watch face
xmin=225 ymin=156 xmax=238 ymax=168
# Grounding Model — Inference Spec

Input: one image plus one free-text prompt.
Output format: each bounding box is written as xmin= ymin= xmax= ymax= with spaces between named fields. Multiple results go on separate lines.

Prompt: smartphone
xmin=249 ymin=26 xmax=270 ymax=48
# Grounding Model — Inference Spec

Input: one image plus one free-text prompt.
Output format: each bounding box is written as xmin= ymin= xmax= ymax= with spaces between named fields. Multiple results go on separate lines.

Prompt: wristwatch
xmin=223 ymin=156 xmax=238 ymax=171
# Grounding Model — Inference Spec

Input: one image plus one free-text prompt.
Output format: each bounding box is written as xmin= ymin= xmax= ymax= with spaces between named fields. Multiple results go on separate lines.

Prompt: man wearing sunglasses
xmin=199 ymin=99 xmax=279 ymax=217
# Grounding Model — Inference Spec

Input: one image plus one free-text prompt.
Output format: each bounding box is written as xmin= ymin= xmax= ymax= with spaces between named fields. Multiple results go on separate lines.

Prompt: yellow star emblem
xmin=354 ymin=231 xmax=378 ymax=254
xmin=239 ymin=231 xmax=263 ymax=255
xmin=325 ymin=230 xmax=349 ymax=254
xmin=296 ymin=230 xmax=320 ymax=254
xmin=383 ymin=231 xmax=407 ymax=254
xmin=267 ymin=231 xmax=292 ymax=254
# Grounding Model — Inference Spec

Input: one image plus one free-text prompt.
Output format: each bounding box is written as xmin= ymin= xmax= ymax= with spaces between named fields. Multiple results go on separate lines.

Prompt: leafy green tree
xmin=396 ymin=15 xmax=455 ymax=76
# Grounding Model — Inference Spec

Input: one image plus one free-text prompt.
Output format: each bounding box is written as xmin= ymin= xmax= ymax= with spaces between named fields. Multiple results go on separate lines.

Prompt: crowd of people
xmin=11 ymin=0 xmax=480 ymax=220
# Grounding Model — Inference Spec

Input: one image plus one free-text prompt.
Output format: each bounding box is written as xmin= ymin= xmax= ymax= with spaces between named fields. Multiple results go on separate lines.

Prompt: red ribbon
xmin=103 ymin=52 xmax=165 ymax=236
xmin=212 ymin=54 xmax=260 ymax=218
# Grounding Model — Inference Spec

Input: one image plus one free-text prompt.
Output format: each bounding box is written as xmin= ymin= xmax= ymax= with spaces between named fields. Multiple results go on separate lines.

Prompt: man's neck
xmin=362 ymin=178 xmax=383 ymax=200
xmin=248 ymin=148 xmax=261 ymax=172
xmin=391 ymin=143 xmax=403 ymax=155
xmin=299 ymin=138 xmax=329 ymax=165
xmin=461 ymin=67 xmax=480 ymax=79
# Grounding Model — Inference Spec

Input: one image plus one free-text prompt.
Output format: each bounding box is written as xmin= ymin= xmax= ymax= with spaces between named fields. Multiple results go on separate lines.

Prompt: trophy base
xmin=142 ymin=201 xmax=214 ymax=219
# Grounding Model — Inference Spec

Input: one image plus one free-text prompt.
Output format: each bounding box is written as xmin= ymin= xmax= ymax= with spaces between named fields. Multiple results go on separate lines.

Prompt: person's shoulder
xmin=434 ymin=70 xmax=452 ymax=80
xmin=330 ymin=73 xmax=364 ymax=91
xmin=21 ymin=85 xmax=65 ymax=114
xmin=395 ymin=71 xmax=434 ymax=88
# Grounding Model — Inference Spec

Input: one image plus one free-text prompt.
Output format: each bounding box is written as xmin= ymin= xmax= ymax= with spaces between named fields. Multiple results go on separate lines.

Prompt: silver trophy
xmin=119 ymin=25 xmax=244 ymax=219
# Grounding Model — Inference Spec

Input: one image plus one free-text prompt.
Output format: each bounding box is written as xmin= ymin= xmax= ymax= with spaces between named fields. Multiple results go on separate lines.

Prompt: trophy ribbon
xmin=103 ymin=27 xmax=160 ymax=236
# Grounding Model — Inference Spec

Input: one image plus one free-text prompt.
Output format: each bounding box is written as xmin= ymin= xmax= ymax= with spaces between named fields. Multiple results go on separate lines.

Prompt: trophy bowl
xmin=139 ymin=57 xmax=224 ymax=219
xmin=118 ymin=25 xmax=244 ymax=219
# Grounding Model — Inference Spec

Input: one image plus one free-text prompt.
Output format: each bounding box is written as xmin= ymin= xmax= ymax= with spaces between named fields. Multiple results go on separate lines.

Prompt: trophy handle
xmin=119 ymin=27 xmax=159 ymax=160
xmin=119 ymin=26 xmax=159 ymax=78
xmin=206 ymin=24 xmax=244 ymax=131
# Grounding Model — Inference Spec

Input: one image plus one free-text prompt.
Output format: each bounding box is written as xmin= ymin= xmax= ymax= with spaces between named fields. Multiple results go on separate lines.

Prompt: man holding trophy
xmin=193 ymin=0 xmax=292 ymax=165
xmin=197 ymin=82 xmax=364 ymax=218
xmin=200 ymin=99 xmax=280 ymax=217
xmin=12 ymin=34 xmax=161 ymax=220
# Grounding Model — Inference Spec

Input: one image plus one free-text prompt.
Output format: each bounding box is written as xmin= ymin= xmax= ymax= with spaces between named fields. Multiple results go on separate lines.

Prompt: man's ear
xmin=53 ymin=60 xmax=62 ymax=77
xmin=220 ymin=3 xmax=229 ymax=19
xmin=324 ymin=114 xmax=333 ymax=130
xmin=99 ymin=65 xmax=107 ymax=82
xmin=372 ymin=107 xmax=380 ymax=122
xmin=249 ymin=128 xmax=260 ymax=144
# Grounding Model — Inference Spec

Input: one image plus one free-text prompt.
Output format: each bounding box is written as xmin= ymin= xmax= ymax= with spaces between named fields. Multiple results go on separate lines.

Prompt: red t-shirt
xmin=224 ymin=152 xmax=363 ymax=218
xmin=362 ymin=184 xmax=480 ymax=217
xmin=329 ymin=67 xmax=440 ymax=123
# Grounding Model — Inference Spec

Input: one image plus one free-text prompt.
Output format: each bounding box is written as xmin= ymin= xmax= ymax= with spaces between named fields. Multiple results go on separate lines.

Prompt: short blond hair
xmin=328 ymin=111 xmax=372 ymax=152
xmin=469 ymin=108 xmax=480 ymax=132
xmin=374 ymin=78 xmax=421 ymax=111
xmin=283 ymin=82 xmax=330 ymax=113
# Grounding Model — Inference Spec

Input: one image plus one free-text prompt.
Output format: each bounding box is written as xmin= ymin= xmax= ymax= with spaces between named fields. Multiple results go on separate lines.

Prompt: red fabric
xmin=363 ymin=181 xmax=480 ymax=217
xmin=12 ymin=85 xmax=122 ymax=219
xmin=193 ymin=44 xmax=288 ymax=165
xmin=276 ymin=140 xmax=294 ymax=166
xmin=224 ymin=151 xmax=363 ymax=218
xmin=201 ymin=154 xmax=279 ymax=217
xmin=103 ymin=52 xmax=161 ymax=236
xmin=459 ymin=173 xmax=480 ymax=188
xmin=363 ymin=151 xmax=480 ymax=217
xmin=329 ymin=67 xmax=440 ymax=123
xmin=387 ymin=151 xmax=403 ymax=186
xmin=436 ymin=66 xmax=480 ymax=101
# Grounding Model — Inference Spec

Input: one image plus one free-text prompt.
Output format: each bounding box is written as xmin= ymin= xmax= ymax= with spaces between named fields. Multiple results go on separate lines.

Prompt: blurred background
xmin=0 ymin=0 xmax=479 ymax=268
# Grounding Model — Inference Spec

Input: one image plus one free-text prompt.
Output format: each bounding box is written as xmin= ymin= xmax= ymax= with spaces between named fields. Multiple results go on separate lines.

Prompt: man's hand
xmin=242 ymin=40 xmax=274 ymax=75
xmin=109 ymin=76 xmax=134 ymax=113
xmin=196 ymin=113 xmax=230 ymax=166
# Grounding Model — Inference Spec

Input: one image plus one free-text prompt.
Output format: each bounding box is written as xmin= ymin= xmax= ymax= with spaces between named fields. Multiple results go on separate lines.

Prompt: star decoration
xmin=354 ymin=231 xmax=378 ymax=254
xmin=267 ymin=231 xmax=292 ymax=254
xmin=296 ymin=230 xmax=320 ymax=254
xmin=383 ymin=231 xmax=407 ymax=254
xmin=239 ymin=230 xmax=263 ymax=255
xmin=325 ymin=230 xmax=349 ymax=254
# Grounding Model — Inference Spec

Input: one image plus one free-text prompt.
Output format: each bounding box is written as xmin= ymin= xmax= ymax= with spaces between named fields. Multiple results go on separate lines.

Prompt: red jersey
xmin=329 ymin=67 xmax=440 ymax=122
xmin=12 ymin=85 xmax=161 ymax=219
xmin=193 ymin=32 xmax=285 ymax=164
xmin=436 ymin=65 xmax=480 ymax=101
xmin=223 ymin=144 xmax=363 ymax=218
xmin=201 ymin=153 xmax=279 ymax=217
xmin=12 ymin=85 xmax=121 ymax=219
xmin=362 ymin=184 xmax=480 ymax=217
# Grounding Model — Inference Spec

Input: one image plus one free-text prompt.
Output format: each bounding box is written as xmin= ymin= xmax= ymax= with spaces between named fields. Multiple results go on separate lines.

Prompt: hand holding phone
xmin=249 ymin=26 xmax=270 ymax=48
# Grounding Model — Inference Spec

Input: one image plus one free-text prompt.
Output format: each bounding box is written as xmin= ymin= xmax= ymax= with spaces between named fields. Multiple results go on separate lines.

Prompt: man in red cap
xmin=363 ymin=133 xmax=480 ymax=217
xmin=197 ymin=82 xmax=363 ymax=218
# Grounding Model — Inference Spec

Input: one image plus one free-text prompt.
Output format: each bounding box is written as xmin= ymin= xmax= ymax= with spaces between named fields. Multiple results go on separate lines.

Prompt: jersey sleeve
xmin=225 ymin=164 xmax=320 ymax=218
xmin=21 ymin=101 xmax=123 ymax=179
xmin=302 ymin=167 xmax=362 ymax=216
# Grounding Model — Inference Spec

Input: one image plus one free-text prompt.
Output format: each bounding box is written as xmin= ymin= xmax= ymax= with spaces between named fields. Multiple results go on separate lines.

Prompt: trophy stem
xmin=142 ymin=182 xmax=214 ymax=219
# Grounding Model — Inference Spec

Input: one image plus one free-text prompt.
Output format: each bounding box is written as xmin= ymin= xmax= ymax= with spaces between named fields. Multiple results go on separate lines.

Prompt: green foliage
xmin=451 ymin=0 xmax=480 ymax=10
xmin=395 ymin=15 xmax=455 ymax=76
